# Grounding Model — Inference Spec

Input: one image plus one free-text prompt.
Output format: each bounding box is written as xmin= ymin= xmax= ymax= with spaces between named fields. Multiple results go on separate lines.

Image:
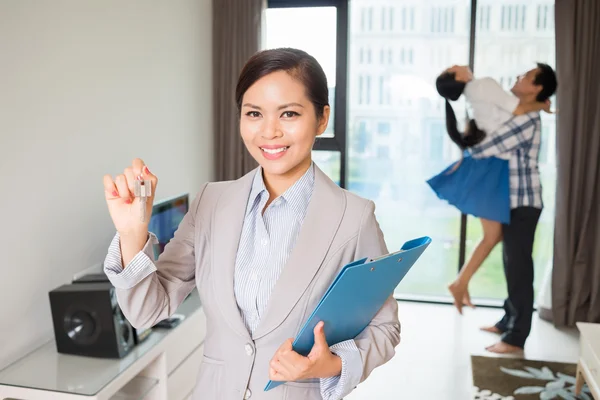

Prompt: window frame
xmin=267 ymin=0 xmax=349 ymax=189
xmin=266 ymin=0 xmax=554 ymax=308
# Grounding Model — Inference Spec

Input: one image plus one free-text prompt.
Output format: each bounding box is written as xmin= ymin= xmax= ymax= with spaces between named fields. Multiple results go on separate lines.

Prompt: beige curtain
xmin=213 ymin=0 xmax=264 ymax=181
xmin=551 ymin=0 xmax=600 ymax=326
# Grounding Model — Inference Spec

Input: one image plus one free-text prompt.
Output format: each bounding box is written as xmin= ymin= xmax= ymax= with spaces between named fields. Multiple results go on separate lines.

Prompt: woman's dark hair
xmin=436 ymin=72 xmax=487 ymax=150
xmin=235 ymin=48 xmax=329 ymax=119
xmin=534 ymin=62 xmax=557 ymax=102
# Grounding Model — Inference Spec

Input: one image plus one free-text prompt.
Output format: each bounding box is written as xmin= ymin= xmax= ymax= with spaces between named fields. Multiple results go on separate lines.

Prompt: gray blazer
xmin=115 ymin=166 xmax=401 ymax=400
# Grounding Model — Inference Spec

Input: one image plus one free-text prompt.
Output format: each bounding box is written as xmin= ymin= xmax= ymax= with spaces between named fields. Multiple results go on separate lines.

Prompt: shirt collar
xmin=245 ymin=168 xmax=268 ymax=216
xmin=245 ymin=163 xmax=315 ymax=218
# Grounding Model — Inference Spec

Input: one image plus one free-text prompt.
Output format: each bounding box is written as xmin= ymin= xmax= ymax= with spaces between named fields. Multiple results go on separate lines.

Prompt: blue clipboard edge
xmin=264 ymin=236 xmax=432 ymax=391
xmin=312 ymin=235 xmax=431 ymax=317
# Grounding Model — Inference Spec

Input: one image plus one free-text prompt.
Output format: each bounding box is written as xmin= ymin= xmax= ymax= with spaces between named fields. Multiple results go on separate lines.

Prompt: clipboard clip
xmin=371 ymin=248 xmax=405 ymax=263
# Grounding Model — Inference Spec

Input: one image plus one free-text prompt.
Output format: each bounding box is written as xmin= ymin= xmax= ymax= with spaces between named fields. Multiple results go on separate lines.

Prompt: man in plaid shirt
xmin=466 ymin=64 xmax=557 ymax=353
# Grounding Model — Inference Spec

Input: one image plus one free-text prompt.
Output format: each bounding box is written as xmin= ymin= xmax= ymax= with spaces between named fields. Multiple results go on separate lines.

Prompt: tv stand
xmin=0 ymin=290 xmax=205 ymax=400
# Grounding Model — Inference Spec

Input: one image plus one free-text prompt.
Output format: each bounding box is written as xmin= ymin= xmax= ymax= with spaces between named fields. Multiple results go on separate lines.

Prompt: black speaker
xmin=72 ymin=273 xmax=110 ymax=284
xmin=71 ymin=274 xmax=153 ymax=345
xmin=49 ymin=282 xmax=134 ymax=358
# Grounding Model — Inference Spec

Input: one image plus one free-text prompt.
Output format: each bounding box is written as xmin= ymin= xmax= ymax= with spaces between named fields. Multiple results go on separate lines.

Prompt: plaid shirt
xmin=468 ymin=112 xmax=543 ymax=210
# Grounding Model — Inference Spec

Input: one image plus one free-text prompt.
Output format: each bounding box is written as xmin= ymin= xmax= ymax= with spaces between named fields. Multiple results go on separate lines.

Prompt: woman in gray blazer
xmin=102 ymin=48 xmax=400 ymax=400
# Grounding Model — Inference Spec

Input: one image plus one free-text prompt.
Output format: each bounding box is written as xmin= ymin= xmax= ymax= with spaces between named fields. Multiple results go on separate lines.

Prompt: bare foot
xmin=462 ymin=291 xmax=475 ymax=310
xmin=486 ymin=341 xmax=524 ymax=354
xmin=480 ymin=325 xmax=502 ymax=334
xmin=448 ymin=281 xmax=475 ymax=314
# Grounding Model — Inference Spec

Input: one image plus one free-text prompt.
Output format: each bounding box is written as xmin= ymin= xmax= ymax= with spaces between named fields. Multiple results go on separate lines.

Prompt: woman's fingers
xmin=140 ymin=164 xmax=158 ymax=200
xmin=104 ymin=159 xmax=156 ymax=204
xmin=123 ymin=167 xmax=136 ymax=194
xmin=269 ymin=359 xmax=289 ymax=379
xmin=132 ymin=158 xmax=146 ymax=177
xmin=103 ymin=174 xmax=118 ymax=199
xmin=115 ymin=174 xmax=133 ymax=202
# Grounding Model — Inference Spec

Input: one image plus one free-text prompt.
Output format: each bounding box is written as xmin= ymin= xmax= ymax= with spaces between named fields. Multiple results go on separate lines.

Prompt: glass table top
xmin=0 ymin=290 xmax=201 ymax=396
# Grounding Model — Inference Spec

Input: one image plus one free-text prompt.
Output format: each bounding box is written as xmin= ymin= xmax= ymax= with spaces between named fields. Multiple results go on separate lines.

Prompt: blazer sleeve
xmin=103 ymin=183 xmax=208 ymax=329
xmin=353 ymin=200 xmax=401 ymax=383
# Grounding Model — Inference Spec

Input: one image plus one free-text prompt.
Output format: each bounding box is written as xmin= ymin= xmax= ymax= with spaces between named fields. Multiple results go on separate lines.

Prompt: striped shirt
xmin=234 ymin=164 xmax=313 ymax=333
xmin=469 ymin=112 xmax=543 ymax=209
xmin=103 ymin=163 xmax=360 ymax=400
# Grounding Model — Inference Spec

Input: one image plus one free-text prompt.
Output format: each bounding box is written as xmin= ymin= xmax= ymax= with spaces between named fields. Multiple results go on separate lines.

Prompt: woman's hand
xmin=541 ymin=99 xmax=556 ymax=114
xmin=446 ymin=65 xmax=474 ymax=83
xmin=514 ymin=99 xmax=554 ymax=116
xmin=528 ymin=99 xmax=552 ymax=113
xmin=103 ymin=158 xmax=158 ymax=239
xmin=269 ymin=321 xmax=342 ymax=381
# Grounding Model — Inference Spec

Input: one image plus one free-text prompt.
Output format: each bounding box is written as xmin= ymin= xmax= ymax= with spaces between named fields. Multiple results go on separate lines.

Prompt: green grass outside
xmin=380 ymin=214 xmax=553 ymax=301
xmin=314 ymin=151 xmax=556 ymax=303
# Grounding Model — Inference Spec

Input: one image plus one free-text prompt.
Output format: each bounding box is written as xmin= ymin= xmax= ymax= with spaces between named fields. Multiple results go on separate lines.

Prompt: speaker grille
xmin=63 ymin=305 xmax=101 ymax=345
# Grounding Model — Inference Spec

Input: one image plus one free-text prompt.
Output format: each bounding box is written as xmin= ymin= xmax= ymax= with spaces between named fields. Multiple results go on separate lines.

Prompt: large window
xmin=347 ymin=0 xmax=469 ymax=298
xmin=265 ymin=0 xmax=348 ymax=186
xmin=500 ymin=5 xmax=527 ymax=31
xmin=430 ymin=6 xmax=456 ymax=33
xmin=469 ymin=0 xmax=557 ymax=301
xmin=266 ymin=0 xmax=557 ymax=303
xmin=265 ymin=5 xmax=337 ymax=139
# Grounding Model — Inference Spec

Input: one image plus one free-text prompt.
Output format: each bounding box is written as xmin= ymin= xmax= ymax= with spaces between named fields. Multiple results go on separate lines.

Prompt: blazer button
xmin=245 ymin=343 xmax=254 ymax=356
xmin=244 ymin=388 xmax=252 ymax=399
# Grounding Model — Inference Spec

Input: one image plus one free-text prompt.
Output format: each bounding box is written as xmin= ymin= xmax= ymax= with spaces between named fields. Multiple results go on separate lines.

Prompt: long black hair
xmin=436 ymin=72 xmax=486 ymax=149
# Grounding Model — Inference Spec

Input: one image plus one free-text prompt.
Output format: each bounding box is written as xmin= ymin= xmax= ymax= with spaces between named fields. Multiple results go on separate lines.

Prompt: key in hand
xmin=134 ymin=177 xmax=152 ymax=222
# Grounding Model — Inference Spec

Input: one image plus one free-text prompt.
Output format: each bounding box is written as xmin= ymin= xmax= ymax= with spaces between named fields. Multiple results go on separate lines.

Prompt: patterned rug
xmin=471 ymin=355 xmax=592 ymax=400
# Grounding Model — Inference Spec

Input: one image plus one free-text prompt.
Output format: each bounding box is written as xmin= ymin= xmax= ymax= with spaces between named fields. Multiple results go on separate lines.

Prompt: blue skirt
xmin=426 ymin=156 xmax=511 ymax=224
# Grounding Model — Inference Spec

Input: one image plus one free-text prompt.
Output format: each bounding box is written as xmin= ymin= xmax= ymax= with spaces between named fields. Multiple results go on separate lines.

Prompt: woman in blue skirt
xmin=428 ymin=65 xmax=550 ymax=314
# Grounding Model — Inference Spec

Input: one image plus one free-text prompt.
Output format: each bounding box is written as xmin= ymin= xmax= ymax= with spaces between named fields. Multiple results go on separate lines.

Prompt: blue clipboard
xmin=264 ymin=236 xmax=432 ymax=391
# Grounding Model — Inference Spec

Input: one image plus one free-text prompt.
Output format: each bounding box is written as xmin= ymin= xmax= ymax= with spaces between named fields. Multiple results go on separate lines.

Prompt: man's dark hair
xmin=534 ymin=63 xmax=557 ymax=102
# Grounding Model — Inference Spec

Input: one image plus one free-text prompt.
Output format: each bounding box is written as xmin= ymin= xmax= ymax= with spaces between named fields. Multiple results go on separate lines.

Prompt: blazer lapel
xmin=211 ymin=169 xmax=256 ymax=340
xmin=252 ymin=166 xmax=346 ymax=339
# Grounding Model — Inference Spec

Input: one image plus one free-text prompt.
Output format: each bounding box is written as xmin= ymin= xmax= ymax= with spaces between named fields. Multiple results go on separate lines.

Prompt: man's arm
xmin=469 ymin=114 xmax=538 ymax=158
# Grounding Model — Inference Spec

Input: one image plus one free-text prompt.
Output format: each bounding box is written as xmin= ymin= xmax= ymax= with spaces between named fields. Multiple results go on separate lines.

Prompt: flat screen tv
xmin=148 ymin=193 xmax=189 ymax=257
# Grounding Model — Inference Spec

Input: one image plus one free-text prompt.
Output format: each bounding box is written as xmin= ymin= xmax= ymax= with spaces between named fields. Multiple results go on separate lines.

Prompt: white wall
xmin=0 ymin=0 xmax=213 ymax=369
